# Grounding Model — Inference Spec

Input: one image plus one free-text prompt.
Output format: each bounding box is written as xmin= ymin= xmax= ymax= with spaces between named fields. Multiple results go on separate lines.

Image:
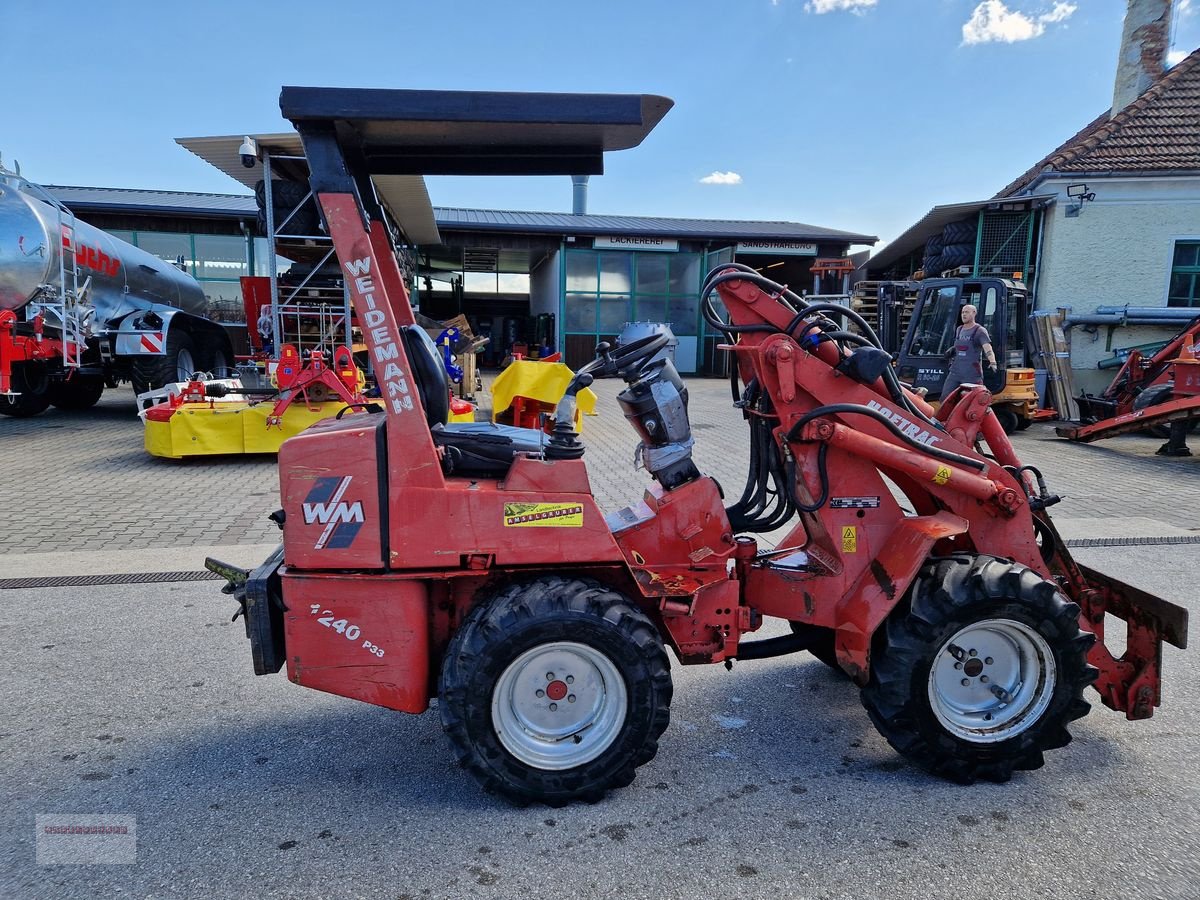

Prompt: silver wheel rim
xmin=175 ymin=347 xmax=196 ymax=382
xmin=927 ymin=618 xmax=1056 ymax=743
xmin=491 ymin=641 xmax=628 ymax=770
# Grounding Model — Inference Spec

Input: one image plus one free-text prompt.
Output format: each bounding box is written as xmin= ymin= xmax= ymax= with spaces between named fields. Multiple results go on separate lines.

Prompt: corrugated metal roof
xmin=42 ymin=186 xmax=876 ymax=246
xmin=44 ymin=185 xmax=257 ymax=217
xmin=866 ymin=195 xmax=1054 ymax=274
xmin=433 ymin=207 xmax=876 ymax=243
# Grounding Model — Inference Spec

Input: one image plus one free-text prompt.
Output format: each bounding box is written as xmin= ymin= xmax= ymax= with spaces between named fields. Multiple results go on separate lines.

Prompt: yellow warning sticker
xmin=503 ymin=502 xmax=585 ymax=528
xmin=841 ymin=525 xmax=858 ymax=553
xmin=933 ymin=465 xmax=952 ymax=486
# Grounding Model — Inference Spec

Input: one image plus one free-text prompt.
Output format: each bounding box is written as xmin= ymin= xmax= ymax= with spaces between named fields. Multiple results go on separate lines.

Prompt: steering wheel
xmin=550 ymin=332 xmax=670 ymax=445
xmin=591 ymin=332 xmax=670 ymax=379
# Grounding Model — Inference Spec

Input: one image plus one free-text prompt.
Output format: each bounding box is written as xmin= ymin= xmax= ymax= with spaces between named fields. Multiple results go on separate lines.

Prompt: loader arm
xmin=709 ymin=266 xmax=1187 ymax=713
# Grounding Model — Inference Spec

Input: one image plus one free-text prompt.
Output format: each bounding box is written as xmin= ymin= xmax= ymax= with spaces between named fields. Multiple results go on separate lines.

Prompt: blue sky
xmin=6 ymin=1 xmax=1198 ymax=250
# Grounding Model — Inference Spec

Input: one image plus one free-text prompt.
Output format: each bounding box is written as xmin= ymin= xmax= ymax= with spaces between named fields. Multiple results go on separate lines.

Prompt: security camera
xmin=238 ymin=136 xmax=258 ymax=169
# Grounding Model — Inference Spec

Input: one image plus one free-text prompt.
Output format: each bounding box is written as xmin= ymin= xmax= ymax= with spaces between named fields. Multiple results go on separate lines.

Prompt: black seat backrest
xmin=400 ymin=325 xmax=450 ymax=426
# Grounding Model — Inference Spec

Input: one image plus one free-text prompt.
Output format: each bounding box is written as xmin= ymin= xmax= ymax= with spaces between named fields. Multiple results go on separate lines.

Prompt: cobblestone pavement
xmin=0 ymin=378 xmax=1196 ymax=558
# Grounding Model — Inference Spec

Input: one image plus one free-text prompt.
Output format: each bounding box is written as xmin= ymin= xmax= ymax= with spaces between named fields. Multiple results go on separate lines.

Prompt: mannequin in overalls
xmin=942 ymin=304 xmax=997 ymax=398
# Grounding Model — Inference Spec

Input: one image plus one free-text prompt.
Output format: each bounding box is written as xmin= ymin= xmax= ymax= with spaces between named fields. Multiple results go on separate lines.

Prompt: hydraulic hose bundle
xmin=699 ymin=263 xmax=959 ymax=529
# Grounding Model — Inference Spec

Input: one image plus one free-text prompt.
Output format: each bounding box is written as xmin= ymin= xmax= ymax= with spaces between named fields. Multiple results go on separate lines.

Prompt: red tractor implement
xmin=208 ymin=87 xmax=1187 ymax=806
xmin=1059 ymin=313 xmax=1200 ymax=449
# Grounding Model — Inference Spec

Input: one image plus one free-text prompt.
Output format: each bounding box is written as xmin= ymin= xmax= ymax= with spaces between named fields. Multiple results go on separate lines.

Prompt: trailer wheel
xmin=0 ymin=366 xmax=52 ymax=417
xmin=49 ymin=376 xmax=104 ymax=411
xmin=196 ymin=335 xmax=233 ymax=379
xmin=439 ymin=576 xmax=672 ymax=806
xmin=861 ymin=555 xmax=1096 ymax=784
xmin=131 ymin=330 xmax=198 ymax=395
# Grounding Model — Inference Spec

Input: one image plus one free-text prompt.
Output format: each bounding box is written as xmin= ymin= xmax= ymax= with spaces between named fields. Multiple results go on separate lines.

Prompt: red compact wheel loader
xmin=209 ymin=87 xmax=1187 ymax=806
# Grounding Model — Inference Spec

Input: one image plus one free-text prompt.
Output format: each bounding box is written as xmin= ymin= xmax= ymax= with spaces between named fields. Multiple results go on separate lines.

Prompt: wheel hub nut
xmin=964 ymin=659 xmax=985 ymax=677
xmin=546 ymin=679 xmax=569 ymax=701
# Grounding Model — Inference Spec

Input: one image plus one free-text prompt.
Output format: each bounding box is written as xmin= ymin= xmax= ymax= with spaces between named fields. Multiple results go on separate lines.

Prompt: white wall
xmin=529 ymin=249 xmax=560 ymax=348
xmin=1035 ymin=175 xmax=1200 ymax=393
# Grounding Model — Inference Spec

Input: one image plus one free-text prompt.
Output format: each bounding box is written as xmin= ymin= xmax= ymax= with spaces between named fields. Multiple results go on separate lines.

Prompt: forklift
xmin=209 ymin=87 xmax=1186 ymax=806
xmin=889 ymin=277 xmax=1039 ymax=434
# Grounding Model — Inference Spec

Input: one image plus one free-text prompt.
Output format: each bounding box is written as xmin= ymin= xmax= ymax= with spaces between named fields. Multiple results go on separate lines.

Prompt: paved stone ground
xmin=2 ymin=378 xmax=1198 ymax=899
xmin=0 ymin=378 xmax=1195 ymax=562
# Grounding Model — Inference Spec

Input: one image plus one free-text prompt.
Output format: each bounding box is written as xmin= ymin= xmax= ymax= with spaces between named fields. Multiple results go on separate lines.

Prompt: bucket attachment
xmin=1073 ymin=564 xmax=1188 ymax=720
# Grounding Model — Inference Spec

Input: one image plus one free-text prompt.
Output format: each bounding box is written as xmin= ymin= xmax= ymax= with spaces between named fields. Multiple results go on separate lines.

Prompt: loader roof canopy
xmin=179 ymin=88 xmax=674 ymax=248
xmin=277 ymin=86 xmax=674 ymax=177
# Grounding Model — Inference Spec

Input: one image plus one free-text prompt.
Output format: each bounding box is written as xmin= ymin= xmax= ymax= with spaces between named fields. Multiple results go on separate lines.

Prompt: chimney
xmin=571 ymin=175 xmax=589 ymax=215
xmin=1111 ymin=0 xmax=1172 ymax=117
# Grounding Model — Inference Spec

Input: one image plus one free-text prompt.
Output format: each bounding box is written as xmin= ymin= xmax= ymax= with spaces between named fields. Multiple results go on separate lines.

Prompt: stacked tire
xmin=923 ymin=218 xmax=978 ymax=278
xmin=255 ymin=179 xmax=321 ymax=236
xmin=922 ymin=235 xmax=944 ymax=278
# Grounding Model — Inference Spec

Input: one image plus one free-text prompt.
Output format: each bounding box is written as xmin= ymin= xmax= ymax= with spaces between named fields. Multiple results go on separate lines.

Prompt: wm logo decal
xmin=302 ymin=476 xmax=365 ymax=550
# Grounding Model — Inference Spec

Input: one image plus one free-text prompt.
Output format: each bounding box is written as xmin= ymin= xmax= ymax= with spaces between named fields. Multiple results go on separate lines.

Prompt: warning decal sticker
xmin=503 ymin=502 xmax=585 ymax=528
xmin=841 ymin=526 xmax=858 ymax=553
xmin=933 ymin=465 xmax=952 ymax=486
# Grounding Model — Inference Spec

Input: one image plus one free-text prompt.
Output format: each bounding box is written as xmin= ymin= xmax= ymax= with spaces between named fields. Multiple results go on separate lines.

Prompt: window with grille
xmin=1168 ymin=241 xmax=1200 ymax=308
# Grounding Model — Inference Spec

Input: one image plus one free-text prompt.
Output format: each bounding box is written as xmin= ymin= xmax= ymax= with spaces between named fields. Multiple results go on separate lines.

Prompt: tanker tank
xmin=0 ymin=171 xmax=208 ymax=319
xmin=0 ymin=164 xmax=233 ymax=417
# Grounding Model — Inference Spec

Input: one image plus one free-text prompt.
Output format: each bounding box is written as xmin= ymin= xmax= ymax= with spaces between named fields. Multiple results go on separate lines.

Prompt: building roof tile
xmin=997 ymin=46 xmax=1200 ymax=198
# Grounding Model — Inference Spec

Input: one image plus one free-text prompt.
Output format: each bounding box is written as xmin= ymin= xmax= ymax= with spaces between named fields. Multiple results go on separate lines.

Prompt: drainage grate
xmin=0 ymin=570 xmax=223 ymax=590
xmin=1063 ymin=536 xmax=1200 ymax=548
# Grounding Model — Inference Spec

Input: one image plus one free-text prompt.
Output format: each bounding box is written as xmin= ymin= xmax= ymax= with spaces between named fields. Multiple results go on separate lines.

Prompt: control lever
xmin=549 ymin=372 xmax=593 ymax=458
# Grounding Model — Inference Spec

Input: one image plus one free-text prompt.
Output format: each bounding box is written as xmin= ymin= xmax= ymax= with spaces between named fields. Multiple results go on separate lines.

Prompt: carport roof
xmin=866 ymin=195 xmax=1053 ymax=274
xmin=175 ymin=132 xmax=441 ymax=245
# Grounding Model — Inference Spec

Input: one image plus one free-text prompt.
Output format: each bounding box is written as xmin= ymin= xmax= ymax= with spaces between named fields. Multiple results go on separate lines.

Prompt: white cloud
xmin=804 ymin=0 xmax=877 ymax=14
xmin=962 ymin=1 xmax=1076 ymax=45
xmin=1167 ymin=49 xmax=1188 ymax=66
xmin=1039 ymin=1 xmax=1075 ymax=24
xmin=700 ymin=171 xmax=743 ymax=185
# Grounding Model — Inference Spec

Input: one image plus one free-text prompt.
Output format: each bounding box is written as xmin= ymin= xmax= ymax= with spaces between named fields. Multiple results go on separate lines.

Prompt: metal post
xmin=1022 ymin=209 xmax=1036 ymax=282
xmin=264 ymin=151 xmax=281 ymax=359
xmin=972 ymin=210 xmax=985 ymax=277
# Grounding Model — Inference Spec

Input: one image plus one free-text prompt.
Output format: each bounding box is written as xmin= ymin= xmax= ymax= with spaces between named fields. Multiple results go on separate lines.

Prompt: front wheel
xmin=439 ymin=576 xmax=672 ymax=806
xmin=862 ymin=555 xmax=1096 ymax=784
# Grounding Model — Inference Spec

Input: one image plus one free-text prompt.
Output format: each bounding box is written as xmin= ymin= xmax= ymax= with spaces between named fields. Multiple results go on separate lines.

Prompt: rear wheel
xmin=862 ymin=555 xmax=1095 ymax=784
xmin=131 ymin=330 xmax=197 ymax=395
xmin=439 ymin=576 xmax=672 ymax=806
xmin=49 ymin=375 xmax=104 ymax=411
xmin=0 ymin=365 xmax=51 ymax=417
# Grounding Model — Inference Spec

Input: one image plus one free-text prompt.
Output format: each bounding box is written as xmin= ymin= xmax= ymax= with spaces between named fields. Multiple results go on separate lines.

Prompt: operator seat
xmin=399 ymin=326 xmax=575 ymax=477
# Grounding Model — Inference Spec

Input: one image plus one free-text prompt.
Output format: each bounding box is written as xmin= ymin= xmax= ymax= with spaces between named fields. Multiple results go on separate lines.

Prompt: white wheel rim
xmin=927 ymin=618 xmax=1056 ymax=743
xmin=175 ymin=347 xmax=196 ymax=382
xmin=491 ymin=641 xmax=628 ymax=770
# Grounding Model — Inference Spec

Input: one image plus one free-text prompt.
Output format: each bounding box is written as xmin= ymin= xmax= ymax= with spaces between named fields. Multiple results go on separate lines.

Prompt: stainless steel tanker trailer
xmin=0 ymin=162 xmax=233 ymax=416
